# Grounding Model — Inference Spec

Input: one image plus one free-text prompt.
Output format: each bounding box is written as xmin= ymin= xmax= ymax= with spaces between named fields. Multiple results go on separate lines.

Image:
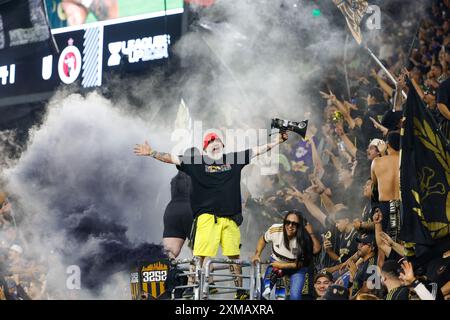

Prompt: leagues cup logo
xmin=58 ymin=38 xmax=82 ymax=84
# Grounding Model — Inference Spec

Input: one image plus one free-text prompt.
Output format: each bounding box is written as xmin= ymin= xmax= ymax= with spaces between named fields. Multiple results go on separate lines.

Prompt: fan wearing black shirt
xmin=361 ymin=87 xmax=390 ymax=144
xmin=323 ymin=210 xmax=358 ymax=276
xmin=353 ymin=178 xmax=377 ymax=234
xmin=381 ymin=260 xmax=412 ymax=300
xmin=436 ymin=76 xmax=450 ymax=139
xmin=347 ymin=233 xmax=378 ymax=298
xmin=134 ymin=130 xmax=288 ymax=299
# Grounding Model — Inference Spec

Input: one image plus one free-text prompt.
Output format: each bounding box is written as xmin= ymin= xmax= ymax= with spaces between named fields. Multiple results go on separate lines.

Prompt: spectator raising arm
xmin=252 ymin=132 xmax=288 ymax=158
xmin=370 ymin=69 xmax=394 ymax=98
xmin=399 ymin=260 xmax=435 ymax=300
xmin=134 ymin=141 xmax=181 ymax=165
xmin=305 ymin=222 xmax=322 ymax=255
xmin=324 ymin=149 xmax=343 ymax=172
xmin=320 ymin=91 xmax=356 ymax=129
xmin=379 ymin=232 xmax=406 ymax=257
xmin=369 ymin=117 xmax=389 ymax=137
xmin=437 ymin=102 xmax=450 ymax=120
xmin=285 ymin=187 xmax=327 ymax=227
xmin=335 ymin=122 xmax=357 ymax=157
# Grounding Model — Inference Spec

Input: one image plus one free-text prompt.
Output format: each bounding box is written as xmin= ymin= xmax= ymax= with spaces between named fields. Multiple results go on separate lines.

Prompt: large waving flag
xmin=399 ymin=83 xmax=450 ymax=247
xmin=333 ymin=0 xmax=369 ymax=45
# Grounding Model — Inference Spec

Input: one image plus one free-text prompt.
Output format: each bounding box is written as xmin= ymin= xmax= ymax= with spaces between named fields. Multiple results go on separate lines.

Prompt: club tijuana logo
xmin=58 ymin=38 xmax=82 ymax=84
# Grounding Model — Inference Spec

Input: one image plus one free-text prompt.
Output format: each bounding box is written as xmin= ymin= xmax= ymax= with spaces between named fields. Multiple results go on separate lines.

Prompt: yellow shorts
xmin=193 ymin=213 xmax=241 ymax=257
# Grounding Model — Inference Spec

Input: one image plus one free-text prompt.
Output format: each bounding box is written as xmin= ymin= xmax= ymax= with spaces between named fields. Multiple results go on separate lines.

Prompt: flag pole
xmin=365 ymin=46 xmax=407 ymax=99
xmin=344 ymin=34 xmax=351 ymax=100
xmin=405 ymin=19 xmax=423 ymax=67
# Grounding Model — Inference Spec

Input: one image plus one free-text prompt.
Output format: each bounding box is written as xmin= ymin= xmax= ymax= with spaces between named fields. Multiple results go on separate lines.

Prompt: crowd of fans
xmin=242 ymin=0 xmax=450 ymax=300
xmin=0 ymin=192 xmax=49 ymax=300
xmin=0 ymin=0 xmax=449 ymax=300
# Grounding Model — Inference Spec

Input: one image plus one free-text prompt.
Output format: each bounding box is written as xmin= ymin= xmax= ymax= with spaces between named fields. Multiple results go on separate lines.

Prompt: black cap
xmin=381 ymin=110 xmax=403 ymax=131
xmin=321 ymin=285 xmax=349 ymax=300
xmin=356 ymin=233 xmax=375 ymax=245
xmin=314 ymin=270 xmax=334 ymax=283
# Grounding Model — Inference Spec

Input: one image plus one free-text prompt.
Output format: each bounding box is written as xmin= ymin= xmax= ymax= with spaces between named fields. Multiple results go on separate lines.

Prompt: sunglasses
xmin=284 ymin=220 xmax=299 ymax=228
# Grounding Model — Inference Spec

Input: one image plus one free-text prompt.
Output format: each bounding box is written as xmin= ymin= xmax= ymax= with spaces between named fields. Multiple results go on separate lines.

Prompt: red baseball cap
xmin=203 ymin=132 xmax=223 ymax=150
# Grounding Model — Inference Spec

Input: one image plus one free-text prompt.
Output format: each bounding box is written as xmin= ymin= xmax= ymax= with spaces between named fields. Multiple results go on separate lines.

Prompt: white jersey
xmin=264 ymin=223 xmax=298 ymax=262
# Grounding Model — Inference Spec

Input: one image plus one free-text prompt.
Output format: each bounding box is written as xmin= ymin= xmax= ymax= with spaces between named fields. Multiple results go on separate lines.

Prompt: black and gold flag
xmin=399 ymin=83 xmax=450 ymax=246
xmin=333 ymin=0 xmax=368 ymax=45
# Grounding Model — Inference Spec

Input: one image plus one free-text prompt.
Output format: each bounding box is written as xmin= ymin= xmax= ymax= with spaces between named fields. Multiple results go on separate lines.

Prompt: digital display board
xmin=45 ymin=0 xmax=184 ymax=29
xmin=0 ymin=0 xmax=184 ymax=107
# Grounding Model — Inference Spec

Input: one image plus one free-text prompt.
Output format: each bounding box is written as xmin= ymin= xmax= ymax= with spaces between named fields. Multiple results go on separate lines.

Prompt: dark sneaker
xmin=182 ymin=287 xmax=194 ymax=299
xmin=234 ymin=289 xmax=250 ymax=300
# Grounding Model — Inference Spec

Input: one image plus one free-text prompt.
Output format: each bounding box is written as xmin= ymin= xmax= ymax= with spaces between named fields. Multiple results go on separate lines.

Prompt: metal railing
xmin=169 ymin=257 xmax=202 ymax=300
xmin=258 ymin=260 xmax=289 ymax=300
xmin=168 ymin=258 xmax=275 ymax=300
xmin=201 ymin=258 xmax=260 ymax=300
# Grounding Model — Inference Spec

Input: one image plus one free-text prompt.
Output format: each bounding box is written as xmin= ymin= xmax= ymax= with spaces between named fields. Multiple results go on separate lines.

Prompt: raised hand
xmin=379 ymin=232 xmax=394 ymax=247
xmin=278 ymin=132 xmax=288 ymax=143
xmin=319 ymin=90 xmax=336 ymax=102
xmin=134 ymin=141 xmax=152 ymax=156
xmin=373 ymin=208 xmax=383 ymax=224
xmin=323 ymin=239 xmax=333 ymax=252
xmin=353 ymin=218 xmax=362 ymax=230
xmin=0 ymin=201 xmax=11 ymax=215
xmin=370 ymin=68 xmax=378 ymax=78
xmin=369 ymin=117 xmax=382 ymax=129
xmin=401 ymin=67 xmax=411 ymax=79
xmin=399 ymin=260 xmax=416 ymax=286
xmin=347 ymin=259 xmax=358 ymax=281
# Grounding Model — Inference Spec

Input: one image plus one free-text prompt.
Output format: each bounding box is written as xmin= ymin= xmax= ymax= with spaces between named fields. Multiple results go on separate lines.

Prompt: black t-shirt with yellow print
xmin=338 ymin=228 xmax=359 ymax=264
xmin=385 ymin=286 xmax=411 ymax=300
xmin=177 ymin=150 xmax=252 ymax=220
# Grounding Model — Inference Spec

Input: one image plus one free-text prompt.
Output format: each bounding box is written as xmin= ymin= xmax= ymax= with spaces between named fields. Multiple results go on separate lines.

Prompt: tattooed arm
xmin=251 ymin=132 xmax=288 ymax=158
xmin=134 ymin=141 xmax=181 ymax=165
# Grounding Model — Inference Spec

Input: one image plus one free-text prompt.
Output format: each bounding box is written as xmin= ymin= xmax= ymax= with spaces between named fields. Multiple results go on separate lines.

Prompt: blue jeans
xmin=263 ymin=258 xmax=308 ymax=300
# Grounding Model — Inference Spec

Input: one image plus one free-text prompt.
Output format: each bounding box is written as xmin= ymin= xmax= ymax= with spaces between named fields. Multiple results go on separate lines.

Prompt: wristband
xmin=412 ymin=279 xmax=420 ymax=287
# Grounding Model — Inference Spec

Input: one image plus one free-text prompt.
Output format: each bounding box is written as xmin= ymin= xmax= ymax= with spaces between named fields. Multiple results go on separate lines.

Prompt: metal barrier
xmin=169 ymin=257 xmax=202 ymax=300
xmin=258 ymin=260 xmax=289 ymax=300
xmin=169 ymin=258 xmax=278 ymax=300
xmin=201 ymin=258 xmax=260 ymax=300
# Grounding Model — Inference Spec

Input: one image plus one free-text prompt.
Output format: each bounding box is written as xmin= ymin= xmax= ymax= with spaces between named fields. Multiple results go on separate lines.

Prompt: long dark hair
xmin=282 ymin=210 xmax=314 ymax=268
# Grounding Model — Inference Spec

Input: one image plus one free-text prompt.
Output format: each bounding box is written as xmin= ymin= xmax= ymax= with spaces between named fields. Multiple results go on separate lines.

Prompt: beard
xmin=207 ymin=150 xmax=223 ymax=160
xmin=206 ymin=144 xmax=224 ymax=160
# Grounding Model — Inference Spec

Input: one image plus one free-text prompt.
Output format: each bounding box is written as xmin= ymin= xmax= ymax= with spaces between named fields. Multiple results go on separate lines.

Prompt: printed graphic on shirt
xmin=205 ymin=164 xmax=232 ymax=173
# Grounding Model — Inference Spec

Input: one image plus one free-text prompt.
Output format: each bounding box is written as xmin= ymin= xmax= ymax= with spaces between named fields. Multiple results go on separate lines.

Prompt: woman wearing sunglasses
xmin=252 ymin=210 xmax=321 ymax=300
